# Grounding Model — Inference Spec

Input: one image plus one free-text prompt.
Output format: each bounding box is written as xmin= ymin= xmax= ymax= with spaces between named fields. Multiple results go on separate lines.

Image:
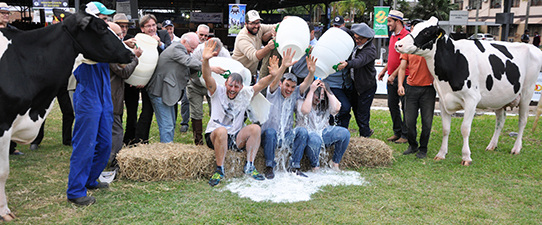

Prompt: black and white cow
xmin=395 ymin=17 xmax=542 ymax=166
xmin=0 ymin=10 xmax=132 ymax=221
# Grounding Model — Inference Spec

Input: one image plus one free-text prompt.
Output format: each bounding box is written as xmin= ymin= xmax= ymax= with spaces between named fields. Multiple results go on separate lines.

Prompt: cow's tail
xmin=532 ymin=94 xmax=542 ymax=132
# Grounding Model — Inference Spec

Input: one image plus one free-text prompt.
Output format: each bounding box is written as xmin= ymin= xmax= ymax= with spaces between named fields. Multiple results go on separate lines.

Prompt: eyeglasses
xmin=199 ymin=33 xmax=209 ymax=37
xmin=143 ymin=23 xmax=157 ymax=29
xmin=248 ymin=21 xmax=261 ymax=25
xmin=354 ymin=35 xmax=365 ymax=41
xmin=0 ymin=12 xmax=10 ymax=16
xmin=119 ymin=25 xmax=129 ymax=29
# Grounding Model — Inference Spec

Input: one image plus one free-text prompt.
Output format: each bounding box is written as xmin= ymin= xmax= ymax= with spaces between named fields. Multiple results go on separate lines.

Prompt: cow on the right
xmin=395 ymin=17 xmax=542 ymax=165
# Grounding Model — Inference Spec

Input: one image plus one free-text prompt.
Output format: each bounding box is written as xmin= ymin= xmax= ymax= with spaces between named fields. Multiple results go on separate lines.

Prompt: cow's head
xmin=62 ymin=8 xmax=132 ymax=64
xmin=395 ymin=16 xmax=445 ymax=56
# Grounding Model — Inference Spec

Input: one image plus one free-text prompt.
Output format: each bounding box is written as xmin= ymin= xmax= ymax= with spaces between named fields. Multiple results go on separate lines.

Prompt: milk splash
xmin=224 ymin=169 xmax=368 ymax=203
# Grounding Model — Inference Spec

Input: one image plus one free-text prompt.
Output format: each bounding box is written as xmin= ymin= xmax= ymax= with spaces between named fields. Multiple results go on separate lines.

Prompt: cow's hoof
xmin=460 ymin=160 xmax=472 ymax=166
xmin=434 ymin=156 xmax=445 ymax=161
xmin=510 ymin=151 xmax=520 ymax=155
xmin=0 ymin=212 xmax=16 ymax=222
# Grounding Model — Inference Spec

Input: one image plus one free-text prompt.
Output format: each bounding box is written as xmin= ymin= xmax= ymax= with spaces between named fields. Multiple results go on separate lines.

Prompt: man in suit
xmin=123 ymin=14 xmax=171 ymax=145
xmin=145 ymin=32 xmax=202 ymax=143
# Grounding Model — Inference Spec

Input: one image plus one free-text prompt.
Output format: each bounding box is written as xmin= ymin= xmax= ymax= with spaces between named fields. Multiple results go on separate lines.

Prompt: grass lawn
xmin=5 ymin=101 xmax=542 ymax=224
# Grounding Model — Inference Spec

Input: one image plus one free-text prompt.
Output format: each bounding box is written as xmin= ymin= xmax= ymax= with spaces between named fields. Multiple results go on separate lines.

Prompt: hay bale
xmin=117 ymin=137 xmax=393 ymax=182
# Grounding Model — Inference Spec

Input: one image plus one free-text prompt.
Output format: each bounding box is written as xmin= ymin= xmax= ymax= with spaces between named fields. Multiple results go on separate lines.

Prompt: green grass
xmin=6 ymin=102 xmax=542 ymax=224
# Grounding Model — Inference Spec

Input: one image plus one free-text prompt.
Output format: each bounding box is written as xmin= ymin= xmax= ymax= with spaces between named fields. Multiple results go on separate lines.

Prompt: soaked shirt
xmin=261 ymin=86 xmax=301 ymax=134
xmin=205 ymin=80 xmax=254 ymax=134
xmin=295 ymin=99 xmax=331 ymax=135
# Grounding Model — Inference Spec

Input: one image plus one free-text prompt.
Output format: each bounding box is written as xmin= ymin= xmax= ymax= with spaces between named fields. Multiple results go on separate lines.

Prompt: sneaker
xmin=395 ymin=137 xmax=408 ymax=144
xmin=10 ymin=150 xmax=24 ymax=155
xmin=179 ymin=125 xmax=189 ymax=133
xmin=208 ymin=172 xmax=224 ymax=187
xmin=403 ymin=146 xmax=419 ymax=155
xmin=288 ymin=168 xmax=308 ymax=178
xmin=86 ymin=182 xmax=109 ymax=190
xmin=416 ymin=151 xmax=427 ymax=159
xmin=68 ymin=196 xmax=96 ymax=206
xmin=264 ymin=166 xmax=275 ymax=180
xmin=386 ymin=135 xmax=400 ymax=142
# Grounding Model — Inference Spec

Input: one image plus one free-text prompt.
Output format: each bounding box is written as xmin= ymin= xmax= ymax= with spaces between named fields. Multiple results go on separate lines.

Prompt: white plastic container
xmin=275 ymin=16 xmax=310 ymax=62
xmin=311 ymin=27 xmax=355 ymax=79
xmin=199 ymin=57 xmax=252 ymax=87
xmin=125 ymin=33 xmax=159 ymax=86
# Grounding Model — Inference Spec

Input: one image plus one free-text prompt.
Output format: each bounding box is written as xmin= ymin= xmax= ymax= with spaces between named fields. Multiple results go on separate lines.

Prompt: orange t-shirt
xmin=400 ymin=54 xmax=433 ymax=87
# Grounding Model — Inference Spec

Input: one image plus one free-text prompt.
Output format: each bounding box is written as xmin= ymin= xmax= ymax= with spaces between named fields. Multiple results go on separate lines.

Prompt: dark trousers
xmin=123 ymin=84 xmax=153 ymax=145
xmin=174 ymin=88 xmax=190 ymax=126
xmin=387 ymin=77 xmax=407 ymax=138
xmin=329 ymin=87 xmax=352 ymax=129
xmin=352 ymin=85 xmax=377 ymax=137
xmin=404 ymin=85 xmax=436 ymax=152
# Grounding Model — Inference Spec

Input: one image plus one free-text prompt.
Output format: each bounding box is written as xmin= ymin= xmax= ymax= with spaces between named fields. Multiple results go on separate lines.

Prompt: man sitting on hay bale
xmin=201 ymin=40 xmax=279 ymax=187
xmin=260 ymin=50 xmax=317 ymax=179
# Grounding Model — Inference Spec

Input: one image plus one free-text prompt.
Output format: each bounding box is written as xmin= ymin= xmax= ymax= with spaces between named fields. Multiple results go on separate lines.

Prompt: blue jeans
xmin=148 ymin=93 xmax=175 ymax=143
xmin=261 ymin=127 xmax=308 ymax=168
xmin=305 ymin=126 xmax=351 ymax=167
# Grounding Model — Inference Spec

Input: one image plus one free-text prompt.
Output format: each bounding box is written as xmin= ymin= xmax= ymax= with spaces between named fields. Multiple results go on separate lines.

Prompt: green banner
xmin=373 ymin=6 xmax=390 ymax=38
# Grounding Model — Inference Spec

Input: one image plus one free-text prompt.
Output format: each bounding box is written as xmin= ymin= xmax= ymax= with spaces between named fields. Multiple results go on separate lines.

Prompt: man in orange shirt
xmin=397 ymin=20 xmax=436 ymax=159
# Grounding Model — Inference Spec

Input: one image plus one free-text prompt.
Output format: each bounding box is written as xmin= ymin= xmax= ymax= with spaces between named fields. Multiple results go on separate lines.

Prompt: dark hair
xmin=304 ymin=80 xmax=333 ymax=114
xmin=227 ymin=72 xmax=244 ymax=85
xmin=309 ymin=24 xmax=314 ymax=31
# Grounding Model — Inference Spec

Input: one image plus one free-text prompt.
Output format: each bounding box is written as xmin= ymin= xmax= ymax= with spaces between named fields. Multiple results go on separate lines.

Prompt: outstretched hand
xmin=202 ymin=40 xmax=218 ymax=61
xmin=306 ymin=54 xmax=317 ymax=74
xmin=281 ymin=48 xmax=298 ymax=68
xmin=268 ymin=55 xmax=280 ymax=77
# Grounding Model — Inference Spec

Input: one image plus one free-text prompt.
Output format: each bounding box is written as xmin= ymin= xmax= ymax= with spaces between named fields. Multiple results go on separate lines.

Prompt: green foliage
xmin=5 ymin=102 xmax=542 ymax=224
xmin=407 ymin=0 xmax=459 ymax=21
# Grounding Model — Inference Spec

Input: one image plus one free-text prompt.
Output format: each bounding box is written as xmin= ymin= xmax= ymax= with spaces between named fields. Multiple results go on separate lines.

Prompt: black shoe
xmin=264 ymin=166 xmax=275 ymax=180
xmin=30 ymin=144 xmax=39 ymax=150
xmin=403 ymin=146 xmax=418 ymax=155
xmin=68 ymin=196 xmax=96 ymax=206
xmin=288 ymin=168 xmax=308 ymax=178
xmin=416 ymin=151 xmax=427 ymax=159
xmin=86 ymin=182 xmax=109 ymax=190
xmin=179 ymin=125 xmax=189 ymax=133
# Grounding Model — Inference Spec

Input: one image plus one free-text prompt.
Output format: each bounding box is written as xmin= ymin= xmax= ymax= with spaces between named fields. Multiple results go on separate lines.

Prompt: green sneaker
xmin=208 ymin=172 xmax=224 ymax=187
xmin=249 ymin=168 xmax=265 ymax=181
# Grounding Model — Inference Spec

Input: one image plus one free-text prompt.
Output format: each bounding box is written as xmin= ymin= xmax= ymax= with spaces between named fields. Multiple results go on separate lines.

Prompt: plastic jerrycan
xmin=310 ymin=27 xmax=355 ymax=79
xmin=275 ymin=16 xmax=310 ymax=62
xmin=125 ymin=33 xmax=159 ymax=86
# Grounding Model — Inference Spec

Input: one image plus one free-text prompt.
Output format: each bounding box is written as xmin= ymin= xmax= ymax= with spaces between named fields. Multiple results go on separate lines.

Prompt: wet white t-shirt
xmin=296 ymin=98 xmax=330 ymax=135
xmin=205 ymin=80 xmax=254 ymax=134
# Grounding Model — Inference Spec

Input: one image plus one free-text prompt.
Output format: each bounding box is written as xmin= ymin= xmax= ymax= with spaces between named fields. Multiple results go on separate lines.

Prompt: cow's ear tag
xmin=78 ymin=16 xmax=91 ymax=30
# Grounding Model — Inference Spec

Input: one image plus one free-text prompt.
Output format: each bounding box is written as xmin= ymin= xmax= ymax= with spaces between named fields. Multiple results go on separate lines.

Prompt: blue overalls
xmin=67 ymin=62 xmax=113 ymax=199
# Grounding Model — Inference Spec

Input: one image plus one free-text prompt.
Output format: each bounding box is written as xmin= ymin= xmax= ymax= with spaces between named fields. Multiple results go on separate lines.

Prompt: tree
xmin=408 ymin=0 xmax=459 ymax=21
xmin=337 ymin=0 xmax=366 ymax=24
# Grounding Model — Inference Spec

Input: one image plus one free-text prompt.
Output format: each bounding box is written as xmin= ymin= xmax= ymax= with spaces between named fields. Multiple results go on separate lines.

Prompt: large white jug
xmin=125 ymin=33 xmax=159 ymax=86
xmin=275 ymin=16 xmax=310 ymax=62
xmin=199 ymin=57 xmax=252 ymax=87
xmin=311 ymin=27 xmax=354 ymax=79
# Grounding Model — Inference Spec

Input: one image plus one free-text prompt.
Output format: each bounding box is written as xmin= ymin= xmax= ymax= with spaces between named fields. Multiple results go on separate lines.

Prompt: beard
xmin=247 ymin=26 xmax=259 ymax=35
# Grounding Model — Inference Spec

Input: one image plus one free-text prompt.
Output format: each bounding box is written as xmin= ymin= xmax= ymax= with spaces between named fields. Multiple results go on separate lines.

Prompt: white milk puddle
xmin=223 ymin=169 xmax=368 ymax=203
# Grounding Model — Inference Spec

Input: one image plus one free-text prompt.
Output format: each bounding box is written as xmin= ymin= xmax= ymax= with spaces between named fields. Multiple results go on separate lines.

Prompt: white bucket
xmin=199 ymin=57 xmax=252 ymax=87
xmin=275 ymin=16 xmax=310 ymax=62
xmin=247 ymin=93 xmax=271 ymax=124
xmin=311 ymin=27 xmax=354 ymax=79
xmin=125 ymin=33 xmax=159 ymax=86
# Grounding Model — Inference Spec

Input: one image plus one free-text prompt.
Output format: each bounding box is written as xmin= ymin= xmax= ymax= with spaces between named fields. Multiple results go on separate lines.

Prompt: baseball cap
xmin=246 ymin=10 xmax=262 ymax=22
xmin=162 ymin=19 xmax=173 ymax=27
xmin=86 ymin=2 xmax=115 ymax=16
xmin=333 ymin=16 xmax=344 ymax=26
xmin=388 ymin=10 xmax=404 ymax=21
xmin=282 ymin=73 xmax=298 ymax=83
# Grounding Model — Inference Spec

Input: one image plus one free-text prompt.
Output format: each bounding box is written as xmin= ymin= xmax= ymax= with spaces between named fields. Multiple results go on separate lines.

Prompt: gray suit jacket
xmin=147 ymin=42 xmax=201 ymax=106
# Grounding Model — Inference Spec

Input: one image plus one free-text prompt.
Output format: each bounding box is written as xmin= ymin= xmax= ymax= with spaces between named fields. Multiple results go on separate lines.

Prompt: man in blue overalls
xmin=67 ymin=1 xmax=115 ymax=206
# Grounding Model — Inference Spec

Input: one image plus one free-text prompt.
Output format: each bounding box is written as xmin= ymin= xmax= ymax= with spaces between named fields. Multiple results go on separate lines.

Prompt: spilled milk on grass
xmin=223 ymin=170 xmax=368 ymax=203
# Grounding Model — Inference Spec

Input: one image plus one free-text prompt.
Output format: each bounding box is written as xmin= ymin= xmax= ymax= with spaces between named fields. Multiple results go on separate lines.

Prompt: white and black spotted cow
xmin=395 ymin=17 xmax=542 ymax=166
xmin=0 ymin=9 xmax=132 ymax=221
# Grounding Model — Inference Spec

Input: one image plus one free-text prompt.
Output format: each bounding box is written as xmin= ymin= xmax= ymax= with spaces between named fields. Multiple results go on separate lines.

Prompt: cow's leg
xmin=459 ymin=106 xmax=477 ymax=166
xmin=0 ymin=133 xmax=14 ymax=222
xmin=435 ymin=104 xmax=451 ymax=161
xmin=486 ymin=108 xmax=506 ymax=151
xmin=511 ymin=98 xmax=530 ymax=155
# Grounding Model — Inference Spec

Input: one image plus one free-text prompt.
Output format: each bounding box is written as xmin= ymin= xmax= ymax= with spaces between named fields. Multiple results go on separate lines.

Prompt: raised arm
xmin=326 ymin=83 xmax=342 ymax=116
xmin=300 ymin=79 xmax=319 ymax=115
xmin=268 ymin=48 xmax=298 ymax=93
xmin=201 ymin=40 xmax=219 ymax=95
xmin=299 ymin=54 xmax=317 ymax=94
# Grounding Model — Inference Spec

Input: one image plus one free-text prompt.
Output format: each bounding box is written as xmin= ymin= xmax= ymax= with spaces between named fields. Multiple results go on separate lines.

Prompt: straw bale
xmin=117 ymin=137 xmax=393 ymax=182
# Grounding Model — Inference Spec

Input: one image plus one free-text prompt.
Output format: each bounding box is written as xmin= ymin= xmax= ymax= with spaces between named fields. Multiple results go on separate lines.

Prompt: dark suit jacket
xmin=157 ymin=30 xmax=171 ymax=54
xmin=146 ymin=42 xmax=201 ymax=106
